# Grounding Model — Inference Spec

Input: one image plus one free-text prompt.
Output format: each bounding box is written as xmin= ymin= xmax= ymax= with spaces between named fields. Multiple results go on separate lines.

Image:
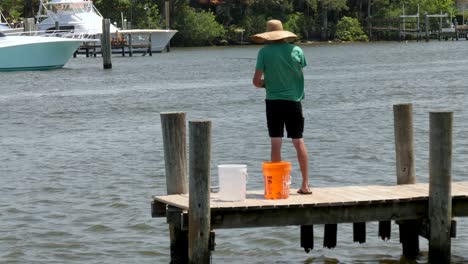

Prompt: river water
xmin=1 ymin=41 xmax=468 ymax=263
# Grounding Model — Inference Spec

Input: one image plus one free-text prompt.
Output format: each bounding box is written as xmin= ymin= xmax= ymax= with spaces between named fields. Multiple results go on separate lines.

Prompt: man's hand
xmin=252 ymin=70 xmax=265 ymax=88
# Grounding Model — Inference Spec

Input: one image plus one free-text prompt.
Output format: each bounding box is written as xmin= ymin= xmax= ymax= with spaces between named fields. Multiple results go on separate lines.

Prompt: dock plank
xmin=153 ymin=182 xmax=468 ymax=213
xmin=153 ymin=182 xmax=468 ymax=228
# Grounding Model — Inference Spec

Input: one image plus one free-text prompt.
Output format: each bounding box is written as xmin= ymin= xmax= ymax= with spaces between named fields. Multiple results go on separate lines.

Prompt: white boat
xmin=36 ymin=0 xmax=177 ymax=52
xmin=0 ymin=32 xmax=82 ymax=71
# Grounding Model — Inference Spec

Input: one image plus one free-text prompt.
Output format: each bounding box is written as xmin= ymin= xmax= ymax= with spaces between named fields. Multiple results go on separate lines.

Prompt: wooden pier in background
xmin=152 ymin=105 xmax=461 ymax=264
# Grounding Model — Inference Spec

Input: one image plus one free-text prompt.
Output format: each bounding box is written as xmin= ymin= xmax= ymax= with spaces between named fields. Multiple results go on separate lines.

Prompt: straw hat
xmin=250 ymin=19 xmax=297 ymax=44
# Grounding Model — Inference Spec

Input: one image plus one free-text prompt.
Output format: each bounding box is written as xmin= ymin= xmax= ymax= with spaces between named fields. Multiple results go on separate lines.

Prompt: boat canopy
xmin=49 ymin=0 xmax=92 ymax=3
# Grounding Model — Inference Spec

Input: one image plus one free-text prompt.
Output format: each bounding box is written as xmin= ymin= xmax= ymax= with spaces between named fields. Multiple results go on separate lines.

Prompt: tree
xmin=0 ymin=0 xmax=27 ymax=23
xmin=335 ymin=15 xmax=368 ymax=41
xmin=172 ymin=4 xmax=226 ymax=46
xmin=319 ymin=0 xmax=348 ymax=40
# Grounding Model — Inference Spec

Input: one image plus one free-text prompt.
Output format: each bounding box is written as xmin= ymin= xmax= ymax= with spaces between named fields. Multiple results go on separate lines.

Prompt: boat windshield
xmin=45 ymin=1 xmax=94 ymax=15
xmin=0 ymin=32 xmax=5 ymax=37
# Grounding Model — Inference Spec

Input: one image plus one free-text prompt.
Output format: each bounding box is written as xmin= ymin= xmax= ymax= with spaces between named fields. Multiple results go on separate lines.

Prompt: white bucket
xmin=218 ymin=164 xmax=247 ymax=201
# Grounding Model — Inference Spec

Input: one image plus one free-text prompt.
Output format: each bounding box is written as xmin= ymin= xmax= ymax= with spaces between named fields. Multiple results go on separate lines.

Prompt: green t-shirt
xmin=255 ymin=43 xmax=307 ymax=101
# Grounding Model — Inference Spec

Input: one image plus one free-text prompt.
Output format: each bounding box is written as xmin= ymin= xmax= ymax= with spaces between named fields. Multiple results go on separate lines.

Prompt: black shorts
xmin=265 ymin=99 xmax=304 ymax=139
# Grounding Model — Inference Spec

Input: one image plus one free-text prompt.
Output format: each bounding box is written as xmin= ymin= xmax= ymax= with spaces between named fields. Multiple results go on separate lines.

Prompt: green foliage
xmin=1 ymin=0 xmax=461 ymax=44
xmin=172 ymin=5 xmax=226 ymax=46
xmin=284 ymin=12 xmax=305 ymax=40
xmin=238 ymin=14 xmax=267 ymax=38
xmin=320 ymin=0 xmax=349 ymax=11
xmin=132 ymin=0 xmax=162 ymax=29
xmin=250 ymin=0 xmax=294 ymax=22
xmin=94 ymin=0 xmax=130 ymax=28
xmin=95 ymin=0 xmax=161 ymax=29
xmin=335 ymin=16 xmax=368 ymax=41
xmin=0 ymin=0 xmax=27 ymax=22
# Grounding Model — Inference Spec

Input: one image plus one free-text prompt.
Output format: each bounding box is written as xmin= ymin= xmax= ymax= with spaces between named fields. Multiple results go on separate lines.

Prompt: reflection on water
xmin=1 ymin=41 xmax=468 ymax=263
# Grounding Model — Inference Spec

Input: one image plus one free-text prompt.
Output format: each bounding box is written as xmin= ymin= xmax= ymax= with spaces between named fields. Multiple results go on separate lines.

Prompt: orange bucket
xmin=262 ymin=161 xmax=291 ymax=199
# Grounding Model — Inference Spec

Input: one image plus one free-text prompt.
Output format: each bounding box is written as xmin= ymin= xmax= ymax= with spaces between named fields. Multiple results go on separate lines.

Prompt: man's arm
xmin=252 ymin=70 xmax=265 ymax=88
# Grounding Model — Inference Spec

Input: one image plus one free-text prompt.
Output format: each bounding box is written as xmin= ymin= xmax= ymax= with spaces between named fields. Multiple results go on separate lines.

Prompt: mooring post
xmin=429 ymin=111 xmax=453 ymax=264
xmin=101 ymin=19 xmax=112 ymax=69
xmin=300 ymin=225 xmax=314 ymax=253
xmin=160 ymin=112 xmax=188 ymax=263
xmin=323 ymin=224 xmax=337 ymax=249
xmin=128 ymin=33 xmax=133 ymax=57
xmin=393 ymin=104 xmax=419 ymax=259
xmin=425 ymin=12 xmax=429 ymax=42
xmin=394 ymin=104 xmax=416 ymax=185
xmin=188 ymin=121 xmax=211 ymax=263
xmin=165 ymin=0 xmax=171 ymax=52
xmin=353 ymin=222 xmax=366 ymax=243
xmin=392 ymin=104 xmax=420 ymax=258
xmin=24 ymin=18 xmax=36 ymax=34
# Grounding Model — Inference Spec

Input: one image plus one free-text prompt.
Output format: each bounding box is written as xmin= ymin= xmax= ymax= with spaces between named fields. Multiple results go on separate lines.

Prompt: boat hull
xmin=117 ymin=29 xmax=178 ymax=52
xmin=0 ymin=36 xmax=81 ymax=71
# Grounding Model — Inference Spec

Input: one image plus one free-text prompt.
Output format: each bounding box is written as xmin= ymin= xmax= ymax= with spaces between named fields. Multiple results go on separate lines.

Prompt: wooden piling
xmin=188 ymin=121 xmax=211 ymax=264
xmin=394 ymin=104 xmax=416 ymax=185
xmin=378 ymin=221 xmax=391 ymax=240
xmin=353 ymin=222 xmax=366 ymax=243
xmin=165 ymin=0 xmax=171 ymax=52
xmin=300 ymin=225 xmax=314 ymax=253
xmin=323 ymin=224 xmax=337 ymax=248
xmin=101 ymin=19 xmax=112 ymax=69
xmin=393 ymin=104 xmax=419 ymax=259
xmin=24 ymin=18 xmax=36 ymax=33
xmin=429 ymin=111 xmax=452 ymax=264
xmin=128 ymin=34 xmax=133 ymax=57
xmin=425 ymin=13 xmax=429 ymax=42
xmin=160 ymin=112 xmax=188 ymax=263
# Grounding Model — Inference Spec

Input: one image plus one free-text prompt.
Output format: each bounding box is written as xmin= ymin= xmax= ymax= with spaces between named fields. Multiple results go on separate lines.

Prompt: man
xmin=251 ymin=19 xmax=311 ymax=194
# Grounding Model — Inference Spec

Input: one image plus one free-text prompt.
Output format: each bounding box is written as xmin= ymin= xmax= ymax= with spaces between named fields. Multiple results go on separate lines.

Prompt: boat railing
xmin=4 ymin=29 xmax=98 ymax=41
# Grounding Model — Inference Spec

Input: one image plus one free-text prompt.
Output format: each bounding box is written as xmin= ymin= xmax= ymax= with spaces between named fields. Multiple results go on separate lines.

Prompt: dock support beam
xmin=161 ymin=112 xmax=188 ymax=263
xmin=429 ymin=111 xmax=453 ymax=264
xmin=393 ymin=104 xmax=419 ymax=259
xmin=101 ymin=19 xmax=112 ymax=69
xmin=188 ymin=121 xmax=212 ymax=263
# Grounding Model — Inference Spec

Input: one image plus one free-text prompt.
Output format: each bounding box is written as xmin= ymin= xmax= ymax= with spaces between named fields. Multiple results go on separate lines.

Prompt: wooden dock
xmin=153 ymin=182 xmax=468 ymax=229
xmin=152 ymin=106 xmax=458 ymax=263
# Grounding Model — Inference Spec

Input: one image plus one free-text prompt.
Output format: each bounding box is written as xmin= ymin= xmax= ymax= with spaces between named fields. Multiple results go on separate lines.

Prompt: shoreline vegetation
xmin=0 ymin=0 xmax=462 ymax=46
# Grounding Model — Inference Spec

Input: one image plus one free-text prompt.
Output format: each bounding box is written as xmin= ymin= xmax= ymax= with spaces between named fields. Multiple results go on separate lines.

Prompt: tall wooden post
xmin=165 ymin=0 xmax=171 ymax=52
xmin=24 ymin=18 xmax=36 ymax=34
xmin=188 ymin=121 xmax=211 ymax=263
xmin=101 ymin=19 xmax=112 ymax=69
xmin=429 ymin=111 xmax=453 ymax=264
xmin=394 ymin=104 xmax=416 ymax=185
xmin=393 ymin=104 xmax=419 ymax=259
xmin=425 ymin=12 xmax=429 ymax=42
xmin=160 ymin=112 xmax=188 ymax=263
xmin=128 ymin=33 xmax=133 ymax=57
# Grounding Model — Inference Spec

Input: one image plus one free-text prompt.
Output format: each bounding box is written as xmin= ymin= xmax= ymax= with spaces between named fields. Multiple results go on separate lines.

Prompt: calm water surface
xmin=1 ymin=41 xmax=468 ymax=263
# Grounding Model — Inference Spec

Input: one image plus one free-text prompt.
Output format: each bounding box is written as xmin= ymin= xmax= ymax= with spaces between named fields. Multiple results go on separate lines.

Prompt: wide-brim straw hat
xmin=250 ymin=19 xmax=297 ymax=44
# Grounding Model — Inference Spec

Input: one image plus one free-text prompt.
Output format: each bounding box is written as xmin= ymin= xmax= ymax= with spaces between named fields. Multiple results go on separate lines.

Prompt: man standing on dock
xmin=251 ymin=19 xmax=311 ymax=194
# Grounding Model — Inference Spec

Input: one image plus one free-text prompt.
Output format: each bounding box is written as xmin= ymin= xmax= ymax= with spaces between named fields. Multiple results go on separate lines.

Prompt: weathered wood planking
xmin=154 ymin=182 xmax=450 ymax=210
xmin=153 ymin=182 xmax=468 ymax=229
